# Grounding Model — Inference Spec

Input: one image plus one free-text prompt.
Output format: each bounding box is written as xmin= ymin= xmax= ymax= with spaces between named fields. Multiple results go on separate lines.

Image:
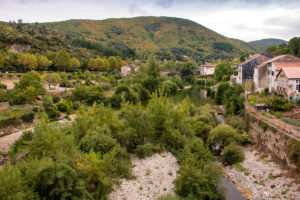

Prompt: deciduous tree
xmin=54 ymin=50 xmax=71 ymax=72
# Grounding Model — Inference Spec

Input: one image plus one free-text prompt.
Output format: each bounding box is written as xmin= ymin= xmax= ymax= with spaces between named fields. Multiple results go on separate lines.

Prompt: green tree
xmin=0 ymin=53 xmax=5 ymax=69
xmin=15 ymin=72 xmax=45 ymax=95
xmin=143 ymin=55 xmax=162 ymax=93
xmin=37 ymin=55 xmax=52 ymax=71
xmin=43 ymin=73 xmax=61 ymax=90
xmin=179 ymin=62 xmax=195 ymax=84
xmin=108 ymin=56 xmax=118 ymax=71
xmin=54 ymin=50 xmax=71 ymax=72
xmin=214 ymin=62 xmax=233 ymax=82
xmin=17 ymin=53 xmax=38 ymax=72
xmin=70 ymin=57 xmax=81 ymax=71
xmin=288 ymin=37 xmax=300 ymax=57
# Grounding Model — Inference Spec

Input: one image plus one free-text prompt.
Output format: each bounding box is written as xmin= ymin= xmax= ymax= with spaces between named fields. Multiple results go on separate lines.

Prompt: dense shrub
xmin=56 ymin=101 xmax=72 ymax=113
xmin=0 ymin=164 xmax=37 ymax=200
xmin=222 ymin=144 xmax=245 ymax=165
xmin=134 ymin=143 xmax=163 ymax=158
xmin=43 ymin=95 xmax=60 ymax=120
xmin=267 ymin=96 xmax=293 ymax=112
xmin=0 ymin=83 xmax=7 ymax=89
xmin=21 ymin=112 xmax=35 ymax=123
xmin=208 ymin=124 xmax=243 ymax=150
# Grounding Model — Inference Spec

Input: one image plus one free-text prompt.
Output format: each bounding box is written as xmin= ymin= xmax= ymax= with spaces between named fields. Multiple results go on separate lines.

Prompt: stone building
xmin=276 ymin=66 xmax=300 ymax=99
xmin=237 ymin=52 xmax=274 ymax=85
xmin=253 ymin=54 xmax=300 ymax=92
xmin=121 ymin=64 xmax=138 ymax=77
xmin=196 ymin=64 xmax=216 ymax=75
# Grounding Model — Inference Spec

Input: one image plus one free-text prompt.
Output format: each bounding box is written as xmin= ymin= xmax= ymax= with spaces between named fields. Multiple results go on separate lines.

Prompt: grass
xmin=232 ymin=162 xmax=246 ymax=172
xmin=281 ymin=117 xmax=300 ymax=127
xmin=0 ymin=105 xmax=32 ymax=120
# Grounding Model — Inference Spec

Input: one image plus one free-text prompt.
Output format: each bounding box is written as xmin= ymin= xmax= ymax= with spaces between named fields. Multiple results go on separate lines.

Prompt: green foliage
xmin=56 ymin=101 xmax=72 ymax=113
xmin=134 ymin=143 xmax=163 ymax=158
xmin=143 ymin=55 xmax=162 ymax=93
xmin=20 ymin=112 xmax=35 ymax=123
xmin=54 ymin=50 xmax=71 ymax=71
xmin=208 ymin=124 xmax=243 ymax=149
xmin=267 ymin=96 xmax=293 ymax=112
xmin=34 ymin=160 xmax=91 ymax=199
xmin=179 ymin=62 xmax=195 ymax=84
xmin=214 ymin=62 xmax=233 ymax=82
xmin=288 ymin=139 xmax=300 ymax=169
xmin=43 ymin=95 xmax=60 ymax=120
xmin=0 ymin=163 xmax=37 ymax=200
xmin=222 ymin=144 xmax=245 ymax=165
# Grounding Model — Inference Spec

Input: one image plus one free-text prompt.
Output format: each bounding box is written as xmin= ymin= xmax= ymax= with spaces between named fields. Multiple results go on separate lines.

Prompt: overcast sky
xmin=0 ymin=0 xmax=299 ymax=41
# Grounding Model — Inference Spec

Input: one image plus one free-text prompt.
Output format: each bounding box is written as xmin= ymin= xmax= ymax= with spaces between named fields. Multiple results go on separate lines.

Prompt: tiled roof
xmin=281 ymin=67 xmax=300 ymax=79
xmin=255 ymin=54 xmax=300 ymax=68
xmin=273 ymin=62 xmax=300 ymax=71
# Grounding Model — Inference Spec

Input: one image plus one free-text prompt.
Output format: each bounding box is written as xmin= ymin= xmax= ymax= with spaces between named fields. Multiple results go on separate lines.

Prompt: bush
xmin=0 ymin=164 xmax=37 ymax=200
xmin=267 ymin=96 xmax=293 ymax=112
xmin=10 ymin=131 xmax=33 ymax=154
xmin=0 ymin=83 xmax=7 ymax=89
xmin=43 ymin=95 xmax=60 ymax=120
xmin=34 ymin=161 xmax=91 ymax=199
xmin=21 ymin=112 xmax=35 ymax=123
xmin=288 ymin=139 xmax=300 ymax=169
xmin=134 ymin=143 xmax=163 ymax=158
xmin=56 ymin=101 xmax=72 ymax=113
xmin=222 ymin=144 xmax=245 ymax=165
xmin=51 ymin=93 xmax=60 ymax=103
xmin=208 ymin=124 xmax=243 ymax=150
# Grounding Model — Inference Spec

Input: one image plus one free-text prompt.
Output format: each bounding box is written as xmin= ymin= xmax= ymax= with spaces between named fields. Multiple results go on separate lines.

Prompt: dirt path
xmin=108 ymin=152 xmax=179 ymax=200
xmin=224 ymin=148 xmax=300 ymax=200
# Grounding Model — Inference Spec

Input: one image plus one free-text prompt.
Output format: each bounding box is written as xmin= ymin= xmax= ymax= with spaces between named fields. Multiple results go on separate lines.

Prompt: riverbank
xmin=224 ymin=147 xmax=300 ymax=200
xmin=108 ymin=152 xmax=179 ymax=200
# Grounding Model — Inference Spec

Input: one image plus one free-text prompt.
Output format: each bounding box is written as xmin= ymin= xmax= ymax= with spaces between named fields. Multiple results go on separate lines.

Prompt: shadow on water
xmin=217 ymin=177 xmax=246 ymax=200
xmin=169 ymin=87 xmax=213 ymax=106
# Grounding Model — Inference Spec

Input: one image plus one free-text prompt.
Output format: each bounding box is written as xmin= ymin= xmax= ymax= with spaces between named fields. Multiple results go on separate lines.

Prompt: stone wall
xmin=249 ymin=114 xmax=299 ymax=170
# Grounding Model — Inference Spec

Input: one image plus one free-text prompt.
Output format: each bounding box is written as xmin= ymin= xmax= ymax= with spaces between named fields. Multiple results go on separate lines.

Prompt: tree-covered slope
xmin=249 ymin=38 xmax=287 ymax=51
xmin=41 ymin=17 xmax=257 ymax=61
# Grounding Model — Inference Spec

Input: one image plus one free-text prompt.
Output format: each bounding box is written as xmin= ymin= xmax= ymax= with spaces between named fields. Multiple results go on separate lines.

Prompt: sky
xmin=0 ymin=0 xmax=299 ymax=42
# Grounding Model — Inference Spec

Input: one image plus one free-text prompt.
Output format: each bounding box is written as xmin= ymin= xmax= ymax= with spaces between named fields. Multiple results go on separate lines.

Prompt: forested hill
xmin=249 ymin=38 xmax=288 ymax=51
xmin=40 ymin=17 xmax=257 ymax=61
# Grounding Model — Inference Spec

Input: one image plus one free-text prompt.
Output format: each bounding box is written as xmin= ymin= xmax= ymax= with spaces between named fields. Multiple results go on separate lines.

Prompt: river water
xmin=171 ymin=87 xmax=246 ymax=200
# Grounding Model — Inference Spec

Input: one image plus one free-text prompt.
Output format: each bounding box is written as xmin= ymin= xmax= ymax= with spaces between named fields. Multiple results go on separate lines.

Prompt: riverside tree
xmin=54 ymin=50 xmax=71 ymax=72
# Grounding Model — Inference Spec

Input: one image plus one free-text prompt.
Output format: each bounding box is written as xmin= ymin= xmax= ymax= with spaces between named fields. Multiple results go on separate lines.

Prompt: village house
xmin=236 ymin=52 xmax=274 ymax=85
xmin=121 ymin=64 xmax=138 ymax=77
xmin=253 ymin=54 xmax=300 ymax=92
xmin=275 ymin=66 xmax=300 ymax=99
xmin=196 ymin=63 xmax=216 ymax=75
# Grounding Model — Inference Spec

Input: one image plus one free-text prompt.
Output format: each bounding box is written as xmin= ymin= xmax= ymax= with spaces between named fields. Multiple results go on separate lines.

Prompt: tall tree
xmin=17 ymin=53 xmax=37 ymax=72
xmin=70 ymin=57 xmax=81 ymax=71
xmin=37 ymin=55 xmax=52 ymax=71
xmin=108 ymin=56 xmax=118 ymax=71
xmin=54 ymin=50 xmax=71 ymax=72
xmin=143 ymin=55 xmax=162 ymax=92
xmin=42 ymin=73 xmax=61 ymax=90
xmin=214 ymin=62 xmax=233 ymax=82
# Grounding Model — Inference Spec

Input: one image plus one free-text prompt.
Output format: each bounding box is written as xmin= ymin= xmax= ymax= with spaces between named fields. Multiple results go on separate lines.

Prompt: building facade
xmin=276 ymin=67 xmax=300 ymax=99
xmin=196 ymin=64 xmax=216 ymax=75
xmin=254 ymin=54 xmax=300 ymax=92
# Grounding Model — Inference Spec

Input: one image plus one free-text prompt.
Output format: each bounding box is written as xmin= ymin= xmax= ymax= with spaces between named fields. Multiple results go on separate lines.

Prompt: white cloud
xmin=0 ymin=0 xmax=299 ymax=41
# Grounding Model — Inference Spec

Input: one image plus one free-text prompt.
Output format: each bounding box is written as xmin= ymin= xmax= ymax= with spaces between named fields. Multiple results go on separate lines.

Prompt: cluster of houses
xmin=237 ymin=53 xmax=300 ymax=100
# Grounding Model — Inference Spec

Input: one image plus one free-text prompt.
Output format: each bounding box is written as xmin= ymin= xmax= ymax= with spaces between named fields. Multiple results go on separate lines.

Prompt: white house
xmin=121 ymin=64 xmax=138 ymax=77
xmin=196 ymin=64 xmax=216 ymax=75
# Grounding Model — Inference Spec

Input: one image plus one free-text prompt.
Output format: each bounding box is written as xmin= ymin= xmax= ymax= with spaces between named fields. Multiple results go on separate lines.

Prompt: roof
xmin=255 ymin=54 xmax=300 ymax=69
xmin=280 ymin=67 xmax=300 ymax=79
xmin=240 ymin=52 xmax=272 ymax=67
xmin=198 ymin=64 xmax=216 ymax=68
xmin=273 ymin=62 xmax=300 ymax=71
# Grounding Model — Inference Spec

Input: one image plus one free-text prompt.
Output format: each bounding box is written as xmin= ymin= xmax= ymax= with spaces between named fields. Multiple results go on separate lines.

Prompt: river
xmin=172 ymin=87 xmax=246 ymax=200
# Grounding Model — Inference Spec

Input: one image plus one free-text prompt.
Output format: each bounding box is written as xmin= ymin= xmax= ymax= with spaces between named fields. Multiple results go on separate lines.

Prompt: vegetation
xmin=222 ymin=144 xmax=245 ymax=165
xmin=266 ymin=37 xmax=300 ymax=57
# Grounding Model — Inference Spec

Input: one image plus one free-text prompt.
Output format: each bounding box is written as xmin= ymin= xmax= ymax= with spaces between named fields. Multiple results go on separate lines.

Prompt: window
xmin=297 ymin=80 xmax=300 ymax=92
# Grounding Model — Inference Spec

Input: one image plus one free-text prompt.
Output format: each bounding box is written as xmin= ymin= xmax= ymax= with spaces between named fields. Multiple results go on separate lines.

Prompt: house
xmin=253 ymin=54 xmax=300 ymax=92
xmin=275 ymin=66 xmax=300 ymax=99
xmin=121 ymin=64 xmax=138 ymax=77
xmin=237 ymin=52 xmax=274 ymax=85
xmin=196 ymin=64 xmax=216 ymax=75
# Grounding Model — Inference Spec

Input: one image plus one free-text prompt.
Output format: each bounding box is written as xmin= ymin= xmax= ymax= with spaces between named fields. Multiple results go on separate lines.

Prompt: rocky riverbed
xmin=108 ymin=152 xmax=179 ymax=200
xmin=224 ymin=148 xmax=300 ymax=200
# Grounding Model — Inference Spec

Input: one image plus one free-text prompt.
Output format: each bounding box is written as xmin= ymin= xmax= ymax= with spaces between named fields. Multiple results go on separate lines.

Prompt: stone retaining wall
xmin=249 ymin=114 xmax=299 ymax=170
